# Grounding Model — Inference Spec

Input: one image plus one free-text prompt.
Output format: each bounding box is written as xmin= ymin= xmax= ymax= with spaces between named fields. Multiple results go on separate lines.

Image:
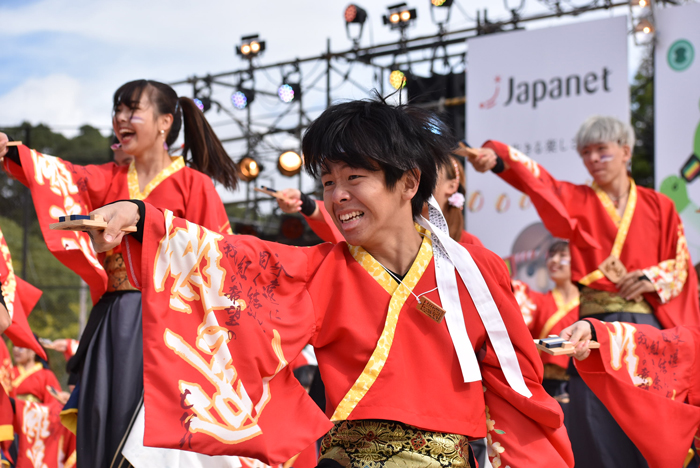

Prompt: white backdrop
xmin=655 ymin=3 xmax=700 ymax=266
xmin=465 ymin=16 xmax=629 ymax=287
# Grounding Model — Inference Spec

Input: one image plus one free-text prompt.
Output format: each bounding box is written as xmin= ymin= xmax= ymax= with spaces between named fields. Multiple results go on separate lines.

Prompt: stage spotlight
xmin=383 ymin=3 xmax=417 ymax=29
xmin=278 ymin=83 xmax=302 ymax=103
xmin=231 ymin=88 xmax=255 ymax=110
xmin=278 ymin=151 xmax=303 ymax=177
xmin=236 ymin=34 xmax=266 ymax=59
xmin=431 ymin=0 xmax=453 ymax=6
xmin=630 ymin=0 xmax=648 ymax=6
xmin=193 ymin=97 xmax=212 ymax=113
xmin=634 ymin=18 xmax=655 ymax=34
xmin=239 ymin=156 xmax=261 ymax=182
xmin=389 ymin=70 xmax=407 ymax=90
xmin=345 ymin=4 xmax=367 ymax=23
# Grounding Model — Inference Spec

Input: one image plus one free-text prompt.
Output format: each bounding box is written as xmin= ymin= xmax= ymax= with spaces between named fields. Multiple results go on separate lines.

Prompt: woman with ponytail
xmin=0 ymin=79 xmax=238 ymax=467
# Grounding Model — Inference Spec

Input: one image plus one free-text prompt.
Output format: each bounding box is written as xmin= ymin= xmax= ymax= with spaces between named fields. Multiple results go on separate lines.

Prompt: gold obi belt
xmin=319 ymin=419 xmax=472 ymax=468
xmin=579 ymin=286 xmax=652 ymax=318
xmin=543 ymin=363 xmax=569 ymax=382
xmin=16 ymin=393 xmax=41 ymax=403
xmin=104 ymin=252 xmax=138 ymax=292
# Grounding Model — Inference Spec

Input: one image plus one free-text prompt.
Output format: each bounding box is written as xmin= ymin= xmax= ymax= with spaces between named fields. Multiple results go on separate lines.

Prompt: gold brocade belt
xmin=319 ymin=420 xmax=472 ymax=468
xmin=579 ymin=286 xmax=652 ymax=318
xmin=543 ymin=363 xmax=569 ymax=382
xmin=104 ymin=253 xmax=138 ymax=292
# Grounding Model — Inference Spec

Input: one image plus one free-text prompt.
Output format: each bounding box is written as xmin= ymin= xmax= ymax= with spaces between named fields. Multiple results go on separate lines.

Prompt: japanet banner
xmin=655 ymin=3 xmax=700 ymax=269
xmin=465 ymin=16 xmax=629 ymax=290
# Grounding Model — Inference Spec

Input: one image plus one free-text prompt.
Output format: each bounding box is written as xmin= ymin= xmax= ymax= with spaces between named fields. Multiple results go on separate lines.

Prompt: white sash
xmin=416 ymin=196 xmax=531 ymax=397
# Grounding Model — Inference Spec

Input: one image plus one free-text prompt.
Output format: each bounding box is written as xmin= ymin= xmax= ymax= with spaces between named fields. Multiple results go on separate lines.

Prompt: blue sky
xmin=0 ymin=0 xmax=642 ymax=201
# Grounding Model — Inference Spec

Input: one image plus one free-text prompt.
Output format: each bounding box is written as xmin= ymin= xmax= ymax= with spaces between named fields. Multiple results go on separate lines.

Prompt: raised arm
xmin=276 ymin=188 xmax=344 ymax=244
xmin=458 ymin=141 xmax=600 ymax=250
xmin=90 ymin=201 xmax=333 ymax=464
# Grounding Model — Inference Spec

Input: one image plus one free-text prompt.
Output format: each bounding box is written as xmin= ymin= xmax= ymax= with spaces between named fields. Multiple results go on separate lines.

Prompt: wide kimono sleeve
xmin=483 ymin=140 xmax=600 ymax=250
xmin=184 ymin=174 xmax=233 ymax=235
xmin=475 ymin=251 xmax=574 ymax=468
xmin=575 ymin=319 xmax=700 ymax=468
xmin=510 ymin=279 xmax=543 ymax=336
xmin=0 ymin=391 xmax=11 ymax=453
xmin=122 ymin=203 xmax=333 ymax=465
xmin=3 ymin=145 xmax=118 ymax=303
xmin=640 ymin=198 xmax=700 ymax=328
xmin=305 ymin=200 xmax=345 ymax=244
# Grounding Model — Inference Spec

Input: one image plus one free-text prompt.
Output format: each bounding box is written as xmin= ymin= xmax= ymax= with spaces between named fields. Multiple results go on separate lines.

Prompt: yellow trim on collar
xmin=11 ymin=362 xmax=43 ymax=390
xmin=127 ymin=156 xmax=185 ymax=200
xmin=539 ymin=289 xmax=579 ymax=339
xmin=580 ymin=179 xmax=637 ymax=286
xmin=332 ymin=234 xmax=433 ymax=421
xmin=0 ymin=424 xmax=13 ymax=442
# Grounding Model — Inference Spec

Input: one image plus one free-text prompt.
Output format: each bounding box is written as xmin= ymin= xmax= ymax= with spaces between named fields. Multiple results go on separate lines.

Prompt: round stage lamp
xmin=231 ymin=91 xmax=248 ymax=110
xmin=389 ymin=70 xmax=406 ymax=90
xmin=345 ymin=4 xmax=368 ymax=24
xmin=278 ymin=151 xmax=303 ymax=177
xmin=431 ymin=0 xmax=453 ymax=6
xmin=278 ymin=83 xmax=301 ymax=103
xmin=634 ymin=18 xmax=654 ymax=34
xmin=389 ymin=12 xmax=400 ymax=23
xmin=239 ymin=156 xmax=261 ymax=182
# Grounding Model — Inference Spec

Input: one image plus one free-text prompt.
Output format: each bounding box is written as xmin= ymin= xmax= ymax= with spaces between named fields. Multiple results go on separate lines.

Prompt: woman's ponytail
xmin=179 ymin=97 xmax=239 ymax=190
xmin=444 ymin=155 xmax=466 ymax=242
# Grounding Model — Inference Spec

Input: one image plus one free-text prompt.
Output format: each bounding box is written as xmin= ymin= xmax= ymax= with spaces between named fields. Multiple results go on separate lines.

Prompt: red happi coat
xmin=487 ymin=140 xmax=700 ymax=329
xmin=122 ymin=204 xmax=573 ymax=467
xmin=511 ymin=281 xmax=580 ymax=369
xmin=307 ymin=200 xmax=485 ymax=246
xmin=10 ymin=363 xmax=61 ymax=404
xmin=3 ymin=144 xmax=232 ymax=304
xmin=0 ymin=339 xmax=13 ymax=396
xmin=575 ymin=319 xmax=700 ymax=468
xmin=13 ymin=398 xmax=76 ymax=468
xmin=0 ymin=225 xmax=45 ymax=360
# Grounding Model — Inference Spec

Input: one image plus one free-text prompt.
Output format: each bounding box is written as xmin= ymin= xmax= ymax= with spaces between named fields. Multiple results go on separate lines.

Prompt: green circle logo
xmin=668 ymin=39 xmax=694 ymax=72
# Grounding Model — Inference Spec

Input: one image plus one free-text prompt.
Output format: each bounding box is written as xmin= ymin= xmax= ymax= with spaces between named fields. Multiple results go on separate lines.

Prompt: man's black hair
xmin=302 ymin=97 xmax=453 ymax=217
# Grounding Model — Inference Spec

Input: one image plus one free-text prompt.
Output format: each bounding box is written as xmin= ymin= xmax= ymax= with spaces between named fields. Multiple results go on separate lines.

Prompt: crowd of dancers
xmin=0 ymin=78 xmax=698 ymax=468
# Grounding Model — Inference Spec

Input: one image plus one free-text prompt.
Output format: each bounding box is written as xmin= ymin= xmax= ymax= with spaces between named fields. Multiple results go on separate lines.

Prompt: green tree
xmin=631 ymin=46 xmax=654 ymax=188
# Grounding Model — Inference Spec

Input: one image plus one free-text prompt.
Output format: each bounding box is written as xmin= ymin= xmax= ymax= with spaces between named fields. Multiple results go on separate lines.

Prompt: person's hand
xmin=457 ymin=145 xmax=499 ymax=173
xmin=45 ymin=339 xmax=68 ymax=352
xmin=616 ymin=270 xmax=655 ymax=301
xmin=0 ymin=133 xmax=9 ymax=162
xmin=560 ymin=320 xmax=594 ymax=361
xmin=276 ymin=188 xmax=303 ymax=214
xmin=88 ymin=202 xmax=140 ymax=253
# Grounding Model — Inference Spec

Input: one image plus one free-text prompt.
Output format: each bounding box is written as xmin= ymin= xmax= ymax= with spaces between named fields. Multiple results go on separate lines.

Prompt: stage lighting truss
xmin=430 ymin=0 xmax=453 ymax=30
xmin=389 ymin=70 xmax=407 ymax=90
xmin=278 ymin=151 xmax=303 ymax=177
xmin=278 ymin=83 xmax=302 ymax=104
xmin=383 ymin=3 xmax=417 ymax=31
xmin=239 ymin=156 xmax=262 ymax=182
xmin=237 ymin=34 xmax=266 ymax=59
xmin=231 ymin=88 xmax=255 ymax=110
xmin=631 ymin=14 xmax=655 ymax=45
xmin=345 ymin=4 xmax=368 ymax=47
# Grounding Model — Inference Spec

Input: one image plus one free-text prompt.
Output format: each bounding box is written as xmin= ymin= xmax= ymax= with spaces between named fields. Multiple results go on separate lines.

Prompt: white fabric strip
xmin=417 ymin=196 xmax=531 ymax=398
xmin=425 ymin=201 xmax=482 ymax=383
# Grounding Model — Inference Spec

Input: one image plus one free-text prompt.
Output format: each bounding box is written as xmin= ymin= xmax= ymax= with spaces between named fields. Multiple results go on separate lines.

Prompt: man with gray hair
xmin=461 ymin=115 xmax=700 ymax=467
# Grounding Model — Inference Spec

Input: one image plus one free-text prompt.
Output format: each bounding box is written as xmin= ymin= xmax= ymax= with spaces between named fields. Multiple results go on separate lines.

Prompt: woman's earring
xmin=160 ymin=130 xmax=168 ymax=150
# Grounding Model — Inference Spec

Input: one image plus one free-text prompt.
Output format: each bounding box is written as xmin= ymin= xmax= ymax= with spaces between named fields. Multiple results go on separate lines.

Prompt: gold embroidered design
xmin=538 ymin=289 xmax=579 ymax=339
xmin=127 ymin=156 xmax=185 ymax=200
xmin=331 ymin=233 xmax=433 ymax=421
xmin=319 ymin=419 xmax=471 ymax=467
xmin=642 ymin=223 xmax=690 ymax=304
xmin=580 ymin=178 xmax=637 ymax=286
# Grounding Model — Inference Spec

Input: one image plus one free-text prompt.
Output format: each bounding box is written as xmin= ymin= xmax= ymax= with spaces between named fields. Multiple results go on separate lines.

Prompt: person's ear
xmin=159 ymin=113 xmax=174 ymax=134
xmin=402 ymin=169 xmax=421 ymax=201
xmin=621 ymin=144 xmax=632 ymax=164
xmin=445 ymin=177 xmax=459 ymax=195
